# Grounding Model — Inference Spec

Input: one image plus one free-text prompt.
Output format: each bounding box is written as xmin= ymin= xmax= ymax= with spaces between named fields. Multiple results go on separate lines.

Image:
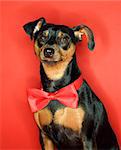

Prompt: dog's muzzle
xmin=44 ymin=48 xmax=55 ymax=58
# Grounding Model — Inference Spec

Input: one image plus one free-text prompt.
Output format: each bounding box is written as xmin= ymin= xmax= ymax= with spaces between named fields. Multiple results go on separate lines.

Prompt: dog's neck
xmin=40 ymin=54 xmax=81 ymax=92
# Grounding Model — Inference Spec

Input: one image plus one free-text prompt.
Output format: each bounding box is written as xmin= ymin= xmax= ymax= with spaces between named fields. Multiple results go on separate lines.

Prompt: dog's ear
xmin=73 ymin=25 xmax=95 ymax=50
xmin=23 ymin=17 xmax=46 ymax=40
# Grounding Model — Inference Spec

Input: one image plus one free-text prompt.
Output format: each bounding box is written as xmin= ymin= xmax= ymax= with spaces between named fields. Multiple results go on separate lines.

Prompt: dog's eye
xmin=57 ymin=35 xmax=70 ymax=48
xmin=38 ymin=31 xmax=49 ymax=44
xmin=42 ymin=34 xmax=49 ymax=42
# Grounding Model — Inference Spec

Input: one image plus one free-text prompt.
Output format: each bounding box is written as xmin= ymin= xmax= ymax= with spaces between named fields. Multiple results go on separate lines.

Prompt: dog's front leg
xmin=34 ymin=109 xmax=54 ymax=150
xmin=40 ymin=133 xmax=54 ymax=150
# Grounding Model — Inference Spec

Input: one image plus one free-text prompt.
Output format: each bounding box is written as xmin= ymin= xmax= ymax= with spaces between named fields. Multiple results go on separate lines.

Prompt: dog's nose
xmin=44 ymin=48 xmax=55 ymax=58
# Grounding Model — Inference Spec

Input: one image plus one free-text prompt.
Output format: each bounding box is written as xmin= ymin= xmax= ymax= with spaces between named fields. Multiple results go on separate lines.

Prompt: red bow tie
xmin=27 ymin=76 xmax=83 ymax=112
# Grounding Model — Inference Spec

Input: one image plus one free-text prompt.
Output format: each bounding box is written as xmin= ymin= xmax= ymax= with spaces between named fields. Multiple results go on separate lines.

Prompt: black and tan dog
xmin=23 ymin=18 xmax=119 ymax=150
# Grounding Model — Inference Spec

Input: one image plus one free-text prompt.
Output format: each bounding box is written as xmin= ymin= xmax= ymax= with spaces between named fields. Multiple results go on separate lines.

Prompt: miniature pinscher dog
xmin=23 ymin=17 xmax=119 ymax=150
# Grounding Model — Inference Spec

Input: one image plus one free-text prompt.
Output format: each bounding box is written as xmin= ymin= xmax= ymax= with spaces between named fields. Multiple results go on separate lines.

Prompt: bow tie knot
xmin=48 ymin=95 xmax=55 ymax=99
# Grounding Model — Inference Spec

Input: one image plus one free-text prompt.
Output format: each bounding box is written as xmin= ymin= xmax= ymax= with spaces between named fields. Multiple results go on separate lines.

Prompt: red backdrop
xmin=0 ymin=1 xmax=121 ymax=149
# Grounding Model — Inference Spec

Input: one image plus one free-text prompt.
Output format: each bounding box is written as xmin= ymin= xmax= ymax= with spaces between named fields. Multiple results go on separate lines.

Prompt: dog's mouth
xmin=41 ymin=59 xmax=62 ymax=65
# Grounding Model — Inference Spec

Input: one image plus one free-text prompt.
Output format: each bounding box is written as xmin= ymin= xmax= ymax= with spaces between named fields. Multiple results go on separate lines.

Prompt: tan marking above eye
xmin=58 ymin=31 xmax=63 ymax=38
xmin=57 ymin=31 xmax=69 ymax=40
xmin=54 ymin=107 xmax=85 ymax=132
xmin=43 ymin=30 xmax=49 ymax=37
xmin=34 ymin=108 xmax=53 ymax=129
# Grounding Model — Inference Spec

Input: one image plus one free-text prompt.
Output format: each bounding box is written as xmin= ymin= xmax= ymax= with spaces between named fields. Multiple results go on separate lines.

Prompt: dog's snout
xmin=44 ymin=48 xmax=55 ymax=58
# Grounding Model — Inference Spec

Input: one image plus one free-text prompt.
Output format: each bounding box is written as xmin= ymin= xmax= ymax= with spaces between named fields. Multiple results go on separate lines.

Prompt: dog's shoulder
xmin=78 ymin=80 xmax=106 ymax=120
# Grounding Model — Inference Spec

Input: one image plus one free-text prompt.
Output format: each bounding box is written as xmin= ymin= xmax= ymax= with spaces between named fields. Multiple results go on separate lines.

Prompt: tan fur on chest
xmin=34 ymin=108 xmax=53 ymax=128
xmin=34 ymin=107 xmax=85 ymax=133
xmin=54 ymin=107 xmax=85 ymax=132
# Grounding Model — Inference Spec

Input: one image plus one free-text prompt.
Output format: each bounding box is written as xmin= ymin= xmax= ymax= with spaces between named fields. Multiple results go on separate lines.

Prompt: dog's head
xmin=23 ymin=17 xmax=95 ymax=80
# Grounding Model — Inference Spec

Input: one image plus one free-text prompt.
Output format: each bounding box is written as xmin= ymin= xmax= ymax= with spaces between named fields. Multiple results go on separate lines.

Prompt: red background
xmin=0 ymin=1 xmax=121 ymax=149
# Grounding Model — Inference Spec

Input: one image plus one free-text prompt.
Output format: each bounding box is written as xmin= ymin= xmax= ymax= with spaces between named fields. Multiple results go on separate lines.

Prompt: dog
xmin=23 ymin=17 xmax=119 ymax=150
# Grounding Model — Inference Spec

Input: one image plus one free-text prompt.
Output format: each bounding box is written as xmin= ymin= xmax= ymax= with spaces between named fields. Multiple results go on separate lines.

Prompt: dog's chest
xmin=34 ymin=100 xmax=85 ymax=133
